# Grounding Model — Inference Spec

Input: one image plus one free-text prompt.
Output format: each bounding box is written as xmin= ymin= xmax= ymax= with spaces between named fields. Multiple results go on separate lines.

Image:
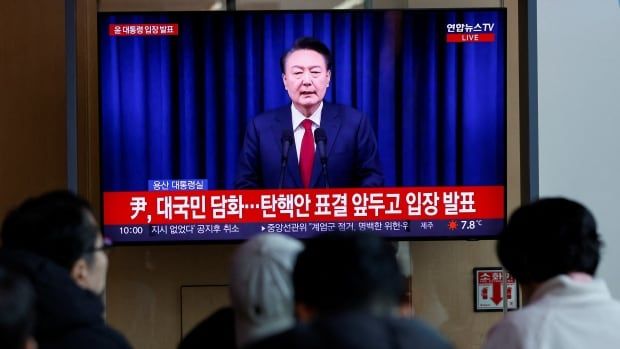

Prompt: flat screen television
xmin=98 ymin=9 xmax=506 ymax=243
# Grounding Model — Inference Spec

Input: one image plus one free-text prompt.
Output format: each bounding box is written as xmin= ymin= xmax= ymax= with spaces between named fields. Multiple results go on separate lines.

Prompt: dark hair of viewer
xmin=280 ymin=37 xmax=332 ymax=73
xmin=293 ymin=232 xmax=405 ymax=315
xmin=1 ymin=190 xmax=99 ymax=270
xmin=497 ymin=198 xmax=602 ymax=284
xmin=0 ymin=268 xmax=36 ymax=349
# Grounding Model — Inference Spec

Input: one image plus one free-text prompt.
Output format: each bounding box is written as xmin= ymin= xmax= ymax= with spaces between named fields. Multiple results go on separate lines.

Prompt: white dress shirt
xmin=291 ymin=102 xmax=322 ymax=164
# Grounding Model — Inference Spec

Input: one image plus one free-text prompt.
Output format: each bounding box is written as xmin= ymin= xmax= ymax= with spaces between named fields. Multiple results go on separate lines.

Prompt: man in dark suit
xmin=235 ymin=37 xmax=383 ymax=189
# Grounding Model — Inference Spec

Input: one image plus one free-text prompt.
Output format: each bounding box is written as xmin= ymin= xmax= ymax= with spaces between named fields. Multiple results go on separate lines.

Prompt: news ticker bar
xmin=103 ymin=186 xmax=504 ymax=225
xmin=104 ymin=219 xmax=504 ymax=243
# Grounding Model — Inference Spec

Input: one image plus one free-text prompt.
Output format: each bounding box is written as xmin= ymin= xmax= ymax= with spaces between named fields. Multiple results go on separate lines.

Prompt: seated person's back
xmin=178 ymin=233 xmax=303 ymax=349
xmin=0 ymin=267 xmax=36 ymax=349
xmin=250 ymin=232 xmax=454 ymax=349
xmin=230 ymin=233 xmax=303 ymax=348
xmin=483 ymin=198 xmax=620 ymax=349
xmin=177 ymin=306 xmax=235 ymax=349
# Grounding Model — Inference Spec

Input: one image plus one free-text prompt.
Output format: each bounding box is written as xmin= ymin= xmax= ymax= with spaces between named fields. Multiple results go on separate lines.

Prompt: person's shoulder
xmin=482 ymin=313 xmax=529 ymax=349
xmin=47 ymin=324 xmax=133 ymax=349
xmin=253 ymin=105 xmax=290 ymax=122
xmin=308 ymin=312 xmax=452 ymax=349
xmin=388 ymin=317 xmax=455 ymax=349
xmin=324 ymin=103 xmax=364 ymax=119
xmin=246 ymin=327 xmax=295 ymax=349
xmin=247 ymin=325 xmax=316 ymax=349
xmin=91 ymin=325 xmax=133 ymax=349
xmin=178 ymin=307 xmax=235 ymax=349
xmin=242 ymin=106 xmax=289 ymax=134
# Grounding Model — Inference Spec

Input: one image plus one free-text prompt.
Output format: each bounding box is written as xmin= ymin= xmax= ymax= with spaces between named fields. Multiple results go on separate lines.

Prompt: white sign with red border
xmin=474 ymin=267 xmax=519 ymax=312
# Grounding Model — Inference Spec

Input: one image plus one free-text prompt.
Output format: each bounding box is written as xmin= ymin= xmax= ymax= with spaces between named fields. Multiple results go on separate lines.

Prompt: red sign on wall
xmin=474 ymin=268 xmax=519 ymax=312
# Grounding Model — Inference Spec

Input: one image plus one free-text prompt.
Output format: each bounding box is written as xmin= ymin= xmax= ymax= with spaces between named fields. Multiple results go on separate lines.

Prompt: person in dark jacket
xmin=249 ymin=232 xmax=454 ymax=349
xmin=0 ymin=267 xmax=37 ymax=349
xmin=0 ymin=190 xmax=131 ymax=349
xmin=178 ymin=233 xmax=303 ymax=349
xmin=177 ymin=306 xmax=235 ymax=349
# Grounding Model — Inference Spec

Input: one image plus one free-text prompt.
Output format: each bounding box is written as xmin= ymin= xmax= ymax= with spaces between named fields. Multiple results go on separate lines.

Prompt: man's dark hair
xmin=293 ymin=232 xmax=405 ymax=315
xmin=0 ymin=267 xmax=35 ymax=349
xmin=497 ymin=198 xmax=602 ymax=284
xmin=1 ymin=190 xmax=99 ymax=270
xmin=280 ymin=37 xmax=332 ymax=73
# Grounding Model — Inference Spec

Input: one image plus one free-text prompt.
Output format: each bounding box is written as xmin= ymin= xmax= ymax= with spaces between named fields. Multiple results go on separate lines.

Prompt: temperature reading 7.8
xmin=460 ymin=220 xmax=483 ymax=230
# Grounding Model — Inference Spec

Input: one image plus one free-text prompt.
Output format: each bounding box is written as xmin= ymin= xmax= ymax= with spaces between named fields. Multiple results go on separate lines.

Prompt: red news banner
xmin=104 ymin=186 xmax=504 ymax=225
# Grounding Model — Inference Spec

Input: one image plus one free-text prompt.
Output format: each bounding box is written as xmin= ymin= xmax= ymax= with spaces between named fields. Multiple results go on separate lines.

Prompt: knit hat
xmin=230 ymin=233 xmax=303 ymax=348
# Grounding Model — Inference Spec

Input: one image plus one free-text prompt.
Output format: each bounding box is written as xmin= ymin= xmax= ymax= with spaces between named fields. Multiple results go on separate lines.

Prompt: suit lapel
xmin=310 ymin=103 xmax=342 ymax=188
xmin=272 ymin=109 xmax=302 ymax=188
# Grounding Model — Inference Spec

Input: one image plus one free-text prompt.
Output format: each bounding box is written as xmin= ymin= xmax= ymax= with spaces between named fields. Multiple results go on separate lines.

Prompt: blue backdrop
xmin=99 ymin=10 xmax=506 ymax=191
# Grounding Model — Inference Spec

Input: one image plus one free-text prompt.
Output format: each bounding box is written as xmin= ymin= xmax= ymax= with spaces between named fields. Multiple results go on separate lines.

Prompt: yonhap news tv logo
xmin=445 ymin=22 xmax=495 ymax=43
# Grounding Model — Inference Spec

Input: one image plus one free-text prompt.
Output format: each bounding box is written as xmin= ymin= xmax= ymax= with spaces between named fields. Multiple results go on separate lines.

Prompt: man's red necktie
xmin=299 ymin=119 xmax=315 ymax=188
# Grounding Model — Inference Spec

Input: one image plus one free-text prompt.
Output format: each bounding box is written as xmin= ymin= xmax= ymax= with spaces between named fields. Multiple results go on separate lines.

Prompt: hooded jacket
xmin=0 ymin=250 xmax=132 ymax=349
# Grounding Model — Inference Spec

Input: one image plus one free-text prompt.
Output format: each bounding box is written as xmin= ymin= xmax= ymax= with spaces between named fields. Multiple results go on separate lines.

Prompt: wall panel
xmin=0 ymin=0 xmax=67 ymax=219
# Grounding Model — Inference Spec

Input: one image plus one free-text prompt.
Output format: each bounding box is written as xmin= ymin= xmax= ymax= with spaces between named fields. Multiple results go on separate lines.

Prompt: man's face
xmin=282 ymin=49 xmax=331 ymax=116
xmin=84 ymin=233 xmax=109 ymax=295
xmin=72 ymin=212 xmax=109 ymax=296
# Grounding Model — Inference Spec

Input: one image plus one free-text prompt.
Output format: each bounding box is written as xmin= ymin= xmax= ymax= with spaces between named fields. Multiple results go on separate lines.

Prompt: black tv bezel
xmin=96 ymin=8 xmax=508 ymax=245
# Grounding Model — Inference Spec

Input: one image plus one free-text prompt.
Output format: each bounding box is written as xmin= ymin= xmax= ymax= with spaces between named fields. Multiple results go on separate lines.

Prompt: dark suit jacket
xmin=235 ymin=103 xmax=383 ymax=189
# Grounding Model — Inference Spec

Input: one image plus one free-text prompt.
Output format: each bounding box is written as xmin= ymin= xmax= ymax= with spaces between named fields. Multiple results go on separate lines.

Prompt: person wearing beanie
xmin=230 ymin=233 xmax=303 ymax=348
xmin=249 ymin=232 xmax=453 ymax=349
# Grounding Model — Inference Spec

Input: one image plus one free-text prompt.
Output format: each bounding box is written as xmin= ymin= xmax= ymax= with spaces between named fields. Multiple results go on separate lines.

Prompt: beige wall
xmin=0 ymin=0 xmax=67 ymax=218
xmin=105 ymin=245 xmax=236 ymax=348
xmin=77 ymin=1 xmax=525 ymax=349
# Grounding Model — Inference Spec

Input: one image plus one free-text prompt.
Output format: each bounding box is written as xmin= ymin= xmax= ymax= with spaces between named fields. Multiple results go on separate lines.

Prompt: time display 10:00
xmin=119 ymin=226 xmax=143 ymax=235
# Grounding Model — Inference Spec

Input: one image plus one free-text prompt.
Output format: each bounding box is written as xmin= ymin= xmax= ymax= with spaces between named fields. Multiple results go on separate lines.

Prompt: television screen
xmin=99 ymin=9 xmax=506 ymax=243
